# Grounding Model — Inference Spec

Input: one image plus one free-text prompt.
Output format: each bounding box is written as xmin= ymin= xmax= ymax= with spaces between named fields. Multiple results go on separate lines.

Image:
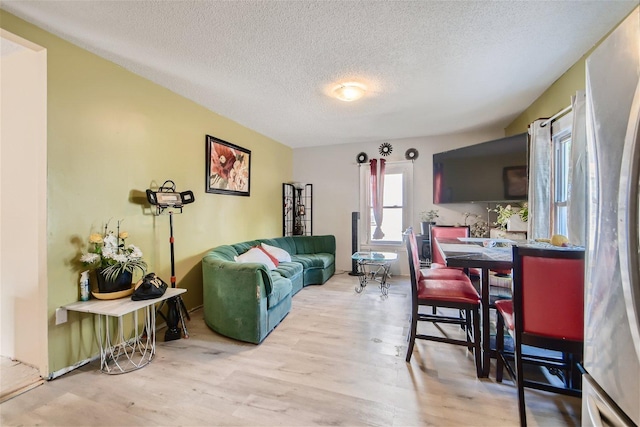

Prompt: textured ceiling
xmin=2 ymin=1 xmax=637 ymax=148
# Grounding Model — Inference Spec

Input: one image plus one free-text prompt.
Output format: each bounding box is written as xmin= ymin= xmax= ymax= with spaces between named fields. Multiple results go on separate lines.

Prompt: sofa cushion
xmin=267 ymin=274 xmax=293 ymax=308
xmin=255 ymin=245 xmax=280 ymax=267
xmin=235 ymin=247 xmax=276 ymax=270
xmin=232 ymin=240 xmax=261 ymax=255
xmin=274 ymin=261 xmax=303 ymax=279
xmin=261 ymin=242 xmax=292 ymax=262
xmin=291 ymin=253 xmax=333 ymax=269
xmin=261 ymin=237 xmax=297 ymax=256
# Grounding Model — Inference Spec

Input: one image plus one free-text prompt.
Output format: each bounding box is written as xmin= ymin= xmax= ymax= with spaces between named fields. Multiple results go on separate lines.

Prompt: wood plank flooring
xmin=0 ymin=272 xmax=581 ymax=426
xmin=0 ymin=357 xmax=44 ymax=403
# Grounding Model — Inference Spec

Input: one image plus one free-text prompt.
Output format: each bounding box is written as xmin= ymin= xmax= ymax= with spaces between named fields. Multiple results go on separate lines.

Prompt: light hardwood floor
xmin=0 ymin=357 xmax=43 ymax=403
xmin=0 ymin=272 xmax=581 ymax=426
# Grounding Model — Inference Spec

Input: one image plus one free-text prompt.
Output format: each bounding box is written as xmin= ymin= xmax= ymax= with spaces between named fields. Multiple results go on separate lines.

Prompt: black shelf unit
xmin=283 ymin=183 xmax=312 ymax=236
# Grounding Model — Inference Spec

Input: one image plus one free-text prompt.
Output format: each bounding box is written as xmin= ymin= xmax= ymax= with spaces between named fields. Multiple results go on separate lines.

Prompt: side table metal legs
xmin=354 ymin=260 xmax=392 ymax=296
xmin=97 ymin=306 xmax=156 ymax=374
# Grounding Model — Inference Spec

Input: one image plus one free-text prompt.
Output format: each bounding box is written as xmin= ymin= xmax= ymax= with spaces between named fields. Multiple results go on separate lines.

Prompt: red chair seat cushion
xmin=430 ymin=263 xmax=479 ymax=277
xmin=418 ymin=279 xmax=480 ymax=305
xmin=495 ymin=299 xmax=514 ymax=330
xmin=420 ymin=268 xmax=472 ymax=284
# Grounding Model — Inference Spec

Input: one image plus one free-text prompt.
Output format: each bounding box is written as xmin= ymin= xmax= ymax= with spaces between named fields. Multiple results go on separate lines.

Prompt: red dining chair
xmin=405 ymin=230 xmax=482 ymax=377
xmin=495 ymin=245 xmax=584 ymax=427
xmin=429 ymin=225 xmax=481 ymax=277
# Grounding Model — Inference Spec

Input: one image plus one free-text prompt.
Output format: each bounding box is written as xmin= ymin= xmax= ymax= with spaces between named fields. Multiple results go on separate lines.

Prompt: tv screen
xmin=433 ymin=133 xmax=528 ymax=204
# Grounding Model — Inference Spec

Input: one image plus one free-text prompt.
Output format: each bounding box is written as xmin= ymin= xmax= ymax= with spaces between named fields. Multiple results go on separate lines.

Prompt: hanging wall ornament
xmin=379 ymin=142 xmax=393 ymax=156
xmin=356 ymin=152 xmax=368 ymax=164
xmin=405 ymin=148 xmax=419 ymax=161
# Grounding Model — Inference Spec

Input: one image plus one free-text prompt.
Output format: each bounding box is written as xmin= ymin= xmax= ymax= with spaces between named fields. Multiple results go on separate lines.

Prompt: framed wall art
xmin=205 ymin=135 xmax=251 ymax=196
xmin=503 ymin=166 xmax=528 ymax=199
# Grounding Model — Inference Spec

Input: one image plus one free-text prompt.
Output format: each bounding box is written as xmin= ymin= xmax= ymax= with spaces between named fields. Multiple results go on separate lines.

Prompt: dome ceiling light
xmin=332 ymin=82 xmax=366 ymax=102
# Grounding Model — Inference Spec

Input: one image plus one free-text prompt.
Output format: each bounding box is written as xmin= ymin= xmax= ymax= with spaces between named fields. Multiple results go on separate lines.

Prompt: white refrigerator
xmin=583 ymin=7 xmax=640 ymax=427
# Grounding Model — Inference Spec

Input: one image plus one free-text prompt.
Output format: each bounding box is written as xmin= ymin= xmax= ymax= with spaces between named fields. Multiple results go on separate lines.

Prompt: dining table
xmin=434 ymin=237 xmax=514 ymax=377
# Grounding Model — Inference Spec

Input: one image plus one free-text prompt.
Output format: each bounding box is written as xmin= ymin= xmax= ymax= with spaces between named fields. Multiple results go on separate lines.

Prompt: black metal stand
xmin=348 ymin=212 xmax=363 ymax=276
xmin=156 ymin=211 xmax=190 ymax=341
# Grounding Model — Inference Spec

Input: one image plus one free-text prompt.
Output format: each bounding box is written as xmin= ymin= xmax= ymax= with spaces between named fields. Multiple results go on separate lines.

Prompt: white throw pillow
xmin=234 ymin=247 xmax=277 ymax=270
xmin=261 ymin=243 xmax=292 ymax=262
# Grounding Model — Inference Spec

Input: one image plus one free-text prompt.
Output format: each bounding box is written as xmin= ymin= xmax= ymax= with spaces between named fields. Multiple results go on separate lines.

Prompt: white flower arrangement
xmin=80 ymin=220 xmax=147 ymax=282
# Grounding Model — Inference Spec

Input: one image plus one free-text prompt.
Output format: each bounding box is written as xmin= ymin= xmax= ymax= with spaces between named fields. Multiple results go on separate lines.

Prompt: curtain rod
xmin=540 ymin=104 xmax=572 ymax=127
xmin=356 ymin=159 xmax=413 ymax=166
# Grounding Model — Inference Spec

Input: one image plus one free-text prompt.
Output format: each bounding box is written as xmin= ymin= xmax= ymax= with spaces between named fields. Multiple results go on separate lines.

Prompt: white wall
xmin=293 ymin=128 xmax=504 ymax=275
xmin=0 ymin=32 xmax=48 ymax=375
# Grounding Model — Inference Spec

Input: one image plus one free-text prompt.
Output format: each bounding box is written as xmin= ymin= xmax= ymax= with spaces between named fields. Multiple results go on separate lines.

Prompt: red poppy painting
xmin=206 ymin=135 xmax=251 ymax=196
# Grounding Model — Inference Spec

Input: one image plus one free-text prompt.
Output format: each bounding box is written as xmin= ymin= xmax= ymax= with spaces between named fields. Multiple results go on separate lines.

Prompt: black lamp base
xmin=163 ymin=297 xmax=182 ymax=341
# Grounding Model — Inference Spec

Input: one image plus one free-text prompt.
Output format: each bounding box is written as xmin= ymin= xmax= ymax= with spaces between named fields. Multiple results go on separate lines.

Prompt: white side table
xmin=64 ymin=288 xmax=186 ymax=374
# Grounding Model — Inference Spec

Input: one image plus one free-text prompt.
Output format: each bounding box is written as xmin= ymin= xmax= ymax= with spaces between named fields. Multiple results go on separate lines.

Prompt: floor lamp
xmin=146 ymin=180 xmax=195 ymax=341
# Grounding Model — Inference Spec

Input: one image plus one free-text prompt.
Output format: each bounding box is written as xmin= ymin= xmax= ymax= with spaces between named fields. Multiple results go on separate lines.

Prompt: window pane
xmin=383 ymin=174 xmax=403 ymax=207
xmin=371 ymin=208 xmax=403 ymax=242
xmin=555 ymin=205 xmax=568 ymax=236
xmin=553 ymin=132 xmax=571 ymax=235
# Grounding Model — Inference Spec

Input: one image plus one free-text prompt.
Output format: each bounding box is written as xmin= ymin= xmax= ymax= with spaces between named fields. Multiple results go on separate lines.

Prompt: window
xmin=360 ymin=161 xmax=413 ymax=245
xmin=551 ymin=113 xmax=573 ymax=236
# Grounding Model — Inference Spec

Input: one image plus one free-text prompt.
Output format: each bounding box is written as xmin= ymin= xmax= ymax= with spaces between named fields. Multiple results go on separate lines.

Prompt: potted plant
xmin=419 ymin=209 xmax=439 ymax=235
xmin=491 ymin=203 xmax=528 ymax=231
xmin=80 ymin=220 xmax=147 ymax=293
xmin=463 ymin=212 xmax=489 ymax=238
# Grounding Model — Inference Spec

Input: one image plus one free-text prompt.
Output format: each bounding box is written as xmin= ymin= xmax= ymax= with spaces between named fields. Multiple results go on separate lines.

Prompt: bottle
xmin=80 ymin=270 xmax=90 ymax=301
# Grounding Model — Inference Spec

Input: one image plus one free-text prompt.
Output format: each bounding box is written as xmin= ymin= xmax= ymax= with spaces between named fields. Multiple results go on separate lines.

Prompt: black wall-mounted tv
xmin=433 ymin=133 xmax=528 ymax=204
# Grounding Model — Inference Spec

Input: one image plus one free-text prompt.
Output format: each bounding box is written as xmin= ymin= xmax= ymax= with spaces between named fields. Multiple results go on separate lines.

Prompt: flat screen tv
xmin=433 ymin=133 xmax=528 ymax=204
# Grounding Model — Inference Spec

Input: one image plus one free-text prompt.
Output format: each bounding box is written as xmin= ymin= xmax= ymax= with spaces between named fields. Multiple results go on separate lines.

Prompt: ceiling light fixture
xmin=333 ymin=82 xmax=366 ymax=102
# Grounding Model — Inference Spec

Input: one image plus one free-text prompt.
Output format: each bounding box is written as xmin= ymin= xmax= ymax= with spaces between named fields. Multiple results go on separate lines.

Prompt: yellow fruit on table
xmin=551 ymin=234 xmax=570 ymax=247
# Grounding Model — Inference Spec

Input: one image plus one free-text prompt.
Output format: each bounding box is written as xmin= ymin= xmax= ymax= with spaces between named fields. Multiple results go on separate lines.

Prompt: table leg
xmin=379 ymin=263 xmax=391 ymax=296
xmin=481 ymin=267 xmax=490 ymax=377
xmin=354 ymin=260 xmax=367 ymax=293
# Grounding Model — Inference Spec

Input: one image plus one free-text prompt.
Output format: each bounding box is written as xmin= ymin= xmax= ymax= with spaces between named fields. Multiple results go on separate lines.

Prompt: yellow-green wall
xmin=505 ymin=8 xmax=634 ymax=136
xmin=505 ymin=58 xmax=586 ymax=136
xmin=1 ymin=10 xmax=292 ymax=374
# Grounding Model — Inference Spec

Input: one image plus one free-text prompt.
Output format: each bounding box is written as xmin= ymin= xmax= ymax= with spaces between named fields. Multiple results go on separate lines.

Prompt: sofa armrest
xmin=202 ymin=257 xmax=272 ymax=343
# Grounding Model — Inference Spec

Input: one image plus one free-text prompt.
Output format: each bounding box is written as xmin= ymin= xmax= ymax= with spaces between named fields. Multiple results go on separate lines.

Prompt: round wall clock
xmin=405 ymin=148 xmax=419 ymax=160
xmin=379 ymin=142 xmax=393 ymax=156
xmin=356 ymin=152 xmax=368 ymax=163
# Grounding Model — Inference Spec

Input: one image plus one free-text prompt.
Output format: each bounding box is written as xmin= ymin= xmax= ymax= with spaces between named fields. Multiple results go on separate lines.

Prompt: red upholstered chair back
xmin=430 ymin=226 xmax=470 ymax=266
xmin=406 ymin=230 xmax=422 ymax=286
xmin=513 ymin=246 xmax=585 ymax=341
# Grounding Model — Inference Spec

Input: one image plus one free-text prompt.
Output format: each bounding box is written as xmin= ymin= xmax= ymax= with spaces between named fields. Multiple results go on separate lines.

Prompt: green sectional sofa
xmin=202 ymin=235 xmax=336 ymax=344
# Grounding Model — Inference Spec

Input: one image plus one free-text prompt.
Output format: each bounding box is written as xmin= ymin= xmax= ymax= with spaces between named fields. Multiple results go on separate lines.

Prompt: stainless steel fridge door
xmin=583 ymin=374 xmax=636 ymax=427
xmin=584 ymin=7 xmax=640 ymax=426
xmin=619 ymin=77 xmax=640 ymax=362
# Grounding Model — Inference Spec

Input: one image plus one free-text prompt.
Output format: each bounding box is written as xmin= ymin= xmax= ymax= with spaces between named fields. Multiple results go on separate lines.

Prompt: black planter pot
xmin=421 ymin=221 xmax=435 ymax=236
xmin=96 ymin=269 xmax=133 ymax=293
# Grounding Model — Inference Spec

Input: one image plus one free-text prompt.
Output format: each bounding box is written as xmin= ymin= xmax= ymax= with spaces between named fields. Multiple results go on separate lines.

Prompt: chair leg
xmin=466 ymin=308 xmax=473 ymax=351
xmin=515 ymin=332 xmax=527 ymax=427
xmin=473 ymin=305 xmax=482 ymax=378
xmin=496 ymin=312 xmax=504 ymax=383
xmin=568 ymin=352 xmax=582 ymax=390
xmin=406 ymin=310 xmax=418 ymax=363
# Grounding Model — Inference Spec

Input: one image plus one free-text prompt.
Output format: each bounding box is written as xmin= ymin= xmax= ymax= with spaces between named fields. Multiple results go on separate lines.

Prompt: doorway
xmin=0 ymin=30 xmax=48 ymax=391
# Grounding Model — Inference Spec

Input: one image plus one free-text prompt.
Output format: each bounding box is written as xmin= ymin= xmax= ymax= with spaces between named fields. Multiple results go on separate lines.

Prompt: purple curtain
xmin=370 ymin=158 xmax=386 ymax=239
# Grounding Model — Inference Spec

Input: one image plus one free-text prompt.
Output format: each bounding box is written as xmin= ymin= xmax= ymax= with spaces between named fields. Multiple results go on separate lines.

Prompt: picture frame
xmin=503 ymin=166 xmax=528 ymax=199
xmin=205 ymin=135 xmax=251 ymax=196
